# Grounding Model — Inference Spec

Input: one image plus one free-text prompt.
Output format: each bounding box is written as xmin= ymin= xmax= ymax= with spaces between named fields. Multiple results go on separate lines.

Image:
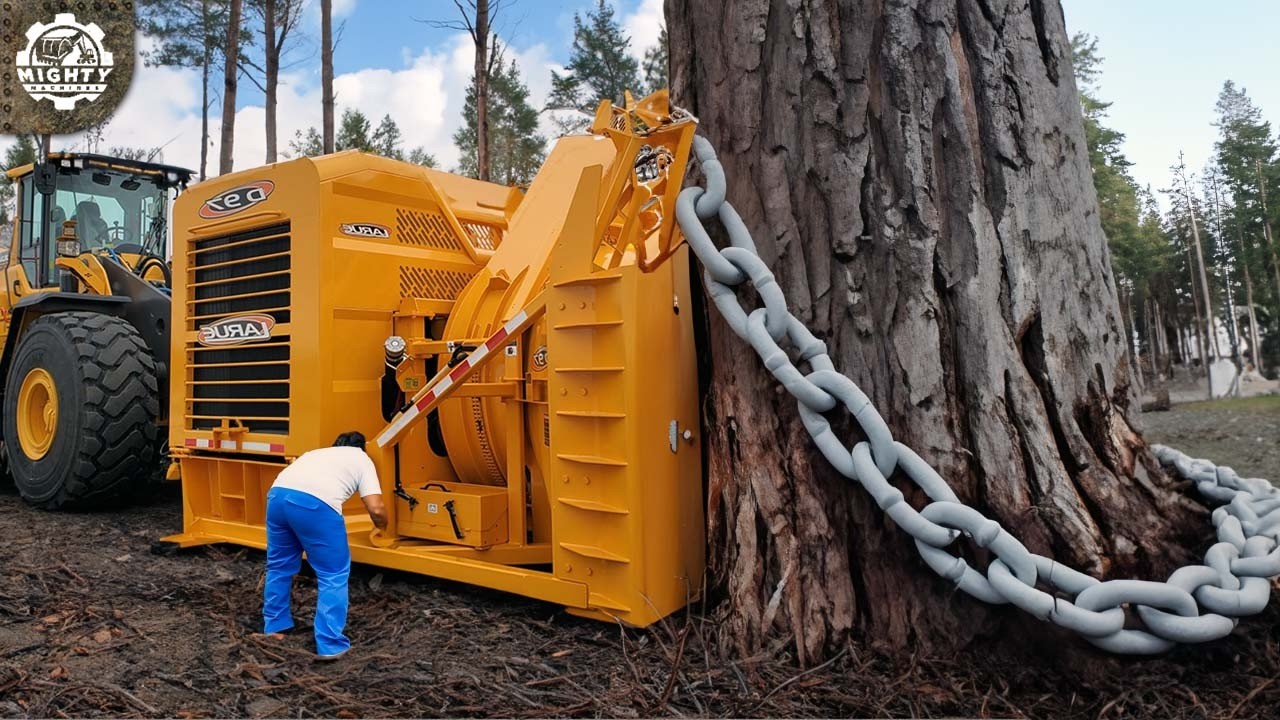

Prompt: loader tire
xmin=3 ymin=312 xmax=160 ymax=510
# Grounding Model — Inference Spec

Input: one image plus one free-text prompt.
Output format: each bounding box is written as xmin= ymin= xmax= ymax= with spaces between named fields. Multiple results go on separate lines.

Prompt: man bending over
xmin=262 ymin=431 xmax=387 ymax=660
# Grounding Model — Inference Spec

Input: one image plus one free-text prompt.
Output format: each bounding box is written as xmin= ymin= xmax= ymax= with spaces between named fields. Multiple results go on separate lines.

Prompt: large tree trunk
xmin=321 ymin=0 xmax=335 ymax=155
xmin=219 ymin=0 xmax=242 ymax=175
xmin=265 ymin=0 xmax=279 ymax=164
xmin=669 ymin=0 xmax=1205 ymax=663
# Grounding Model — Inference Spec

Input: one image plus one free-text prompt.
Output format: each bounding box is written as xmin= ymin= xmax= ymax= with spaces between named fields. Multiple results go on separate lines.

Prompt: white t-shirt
xmin=272 ymin=446 xmax=383 ymax=515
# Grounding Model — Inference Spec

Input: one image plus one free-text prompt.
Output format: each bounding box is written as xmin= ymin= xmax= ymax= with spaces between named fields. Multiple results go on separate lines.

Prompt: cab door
xmin=0 ymin=174 xmax=43 ymax=338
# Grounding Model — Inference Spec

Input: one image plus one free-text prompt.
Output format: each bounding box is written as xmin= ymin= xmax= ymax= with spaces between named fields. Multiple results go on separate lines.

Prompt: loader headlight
xmin=56 ymin=238 xmax=81 ymax=257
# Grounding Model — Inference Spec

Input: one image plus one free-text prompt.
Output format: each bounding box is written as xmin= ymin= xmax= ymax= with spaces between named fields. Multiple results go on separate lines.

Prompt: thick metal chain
xmin=676 ymin=134 xmax=1280 ymax=654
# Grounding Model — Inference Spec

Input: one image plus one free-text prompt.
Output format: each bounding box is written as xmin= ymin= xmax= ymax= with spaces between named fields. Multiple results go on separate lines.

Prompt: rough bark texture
xmin=219 ymin=0 xmax=242 ymax=175
xmin=265 ymin=0 xmax=279 ymax=164
xmin=200 ymin=0 xmax=212 ymax=181
xmin=668 ymin=0 xmax=1207 ymax=663
xmin=321 ymin=0 xmax=335 ymax=155
xmin=474 ymin=0 xmax=491 ymax=182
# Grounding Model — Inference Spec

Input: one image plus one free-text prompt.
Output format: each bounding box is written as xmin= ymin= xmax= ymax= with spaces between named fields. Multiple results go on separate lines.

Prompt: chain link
xmin=677 ymin=133 xmax=1280 ymax=654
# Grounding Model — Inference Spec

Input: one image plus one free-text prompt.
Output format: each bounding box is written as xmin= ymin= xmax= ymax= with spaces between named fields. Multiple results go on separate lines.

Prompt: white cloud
xmin=622 ymin=0 xmax=664 ymax=64
xmin=30 ymin=30 xmax=564 ymax=179
xmin=2 ymin=21 xmax=569 ymax=182
xmin=332 ymin=0 xmax=358 ymax=18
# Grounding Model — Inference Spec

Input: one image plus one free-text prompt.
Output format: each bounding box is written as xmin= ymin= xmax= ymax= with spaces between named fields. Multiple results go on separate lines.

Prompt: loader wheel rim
xmin=17 ymin=368 xmax=58 ymax=460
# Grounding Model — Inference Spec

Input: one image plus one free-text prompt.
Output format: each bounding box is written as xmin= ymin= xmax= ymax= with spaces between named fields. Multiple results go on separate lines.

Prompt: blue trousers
xmin=263 ymin=487 xmax=351 ymax=656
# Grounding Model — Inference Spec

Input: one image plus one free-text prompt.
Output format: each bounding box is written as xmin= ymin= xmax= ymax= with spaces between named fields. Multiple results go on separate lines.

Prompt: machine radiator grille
xmin=460 ymin=221 xmax=503 ymax=251
xmin=187 ymin=222 xmax=292 ymax=435
xmin=395 ymin=208 xmax=465 ymax=251
xmin=399 ymin=266 xmax=472 ymax=300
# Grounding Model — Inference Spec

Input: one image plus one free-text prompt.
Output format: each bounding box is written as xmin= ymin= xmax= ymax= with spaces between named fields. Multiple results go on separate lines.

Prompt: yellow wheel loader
xmin=165 ymin=92 xmax=705 ymax=626
xmin=1 ymin=153 xmax=193 ymax=508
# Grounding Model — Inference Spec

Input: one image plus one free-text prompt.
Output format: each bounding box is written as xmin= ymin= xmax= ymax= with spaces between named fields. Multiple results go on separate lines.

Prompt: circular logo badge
xmin=15 ymin=14 xmax=115 ymax=111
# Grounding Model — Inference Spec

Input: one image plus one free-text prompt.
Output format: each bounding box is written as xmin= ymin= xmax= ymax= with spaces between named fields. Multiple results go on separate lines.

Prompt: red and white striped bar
xmin=184 ymin=437 xmax=285 ymax=454
xmin=376 ymin=307 xmax=535 ymax=448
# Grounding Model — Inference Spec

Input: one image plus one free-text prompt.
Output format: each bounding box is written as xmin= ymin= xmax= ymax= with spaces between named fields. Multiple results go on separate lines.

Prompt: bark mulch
xmin=2 ymin=484 xmax=1279 ymax=719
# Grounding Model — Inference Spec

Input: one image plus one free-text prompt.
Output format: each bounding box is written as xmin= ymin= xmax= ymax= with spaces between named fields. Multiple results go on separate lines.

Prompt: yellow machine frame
xmin=165 ymin=93 xmax=706 ymax=626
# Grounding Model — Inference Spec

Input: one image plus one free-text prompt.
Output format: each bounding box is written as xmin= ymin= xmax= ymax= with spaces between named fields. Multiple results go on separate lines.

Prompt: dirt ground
xmin=4 ymin=430 xmax=1280 ymax=718
xmin=1141 ymin=395 xmax=1280 ymax=482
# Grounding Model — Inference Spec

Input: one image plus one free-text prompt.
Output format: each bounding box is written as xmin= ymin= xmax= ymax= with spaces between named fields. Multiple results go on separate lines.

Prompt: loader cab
xmin=3 ymin=153 xmax=191 ymax=299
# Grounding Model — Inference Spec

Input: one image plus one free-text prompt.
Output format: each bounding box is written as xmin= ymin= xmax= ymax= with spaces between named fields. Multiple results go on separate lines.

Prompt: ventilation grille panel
xmin=460 ymin=221 xmax=503 ymax=251
xmin=186 ymin=221 xmax=292 ymax=436
xmin=399 ymin=266 xmax=472 ymax=300
xmin=396 ymin=208 xmax=464 ymax=250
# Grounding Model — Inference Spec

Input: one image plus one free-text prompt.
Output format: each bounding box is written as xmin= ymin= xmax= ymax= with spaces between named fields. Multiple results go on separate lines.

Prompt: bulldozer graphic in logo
xmin=14 ymin=14 xmax=115 ymax=111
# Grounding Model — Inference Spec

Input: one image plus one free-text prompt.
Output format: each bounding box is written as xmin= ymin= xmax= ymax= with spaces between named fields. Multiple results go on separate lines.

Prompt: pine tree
xmin=456 ymin=54 xmax=547 ymax=186
xmin=423 ymin=0 xmax=500 ymax=180
xmin=642 ymin=26 xmax=668 ymax=93
xmin=335 ymin=110 xmax=374 ymax=152
xmin=250 ymin=0 xmax=306 ymax=164
xmin=372 ymin=115 xmax=405 ymax=160
xmin=0 ymin=135 xmax=39 ymax=226
xmin=1071 ymin=35 xmax=1141 ymax=258
xmin=219 ymin=0 xmax=244 ymax=174
xmin=137 ymin=0 xmax=238 ymax=180
xmin=407 ymin=148 xmax=438 ymax=168
xmin=321 ymin=0 xmax=335 ymax=154
xmin=670 ymin=0 xmax=1207 ymax=659
xmin=287 ymin=127 xmax=324 ymax=158
xmin=288 ymin=111 xmax=436 ymax=167
xmin=1071 ymin=35 xmax=1150 ymax=380
xmin=1215 ymin=81 xmax=1280 ymax=373
xmin=546 ymin=0 xmax=643 ymax=134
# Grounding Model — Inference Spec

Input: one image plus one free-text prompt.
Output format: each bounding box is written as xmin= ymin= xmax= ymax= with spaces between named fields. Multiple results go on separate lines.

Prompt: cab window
xmin=16 ymin=177 xmax=49 ymax=285
xmin=52 ymin=170 xmax=167 ymax=255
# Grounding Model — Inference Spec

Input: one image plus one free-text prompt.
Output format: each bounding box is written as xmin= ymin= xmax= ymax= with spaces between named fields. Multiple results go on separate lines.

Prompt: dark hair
xmin=333 ymin=431 xmax=367 ymax=450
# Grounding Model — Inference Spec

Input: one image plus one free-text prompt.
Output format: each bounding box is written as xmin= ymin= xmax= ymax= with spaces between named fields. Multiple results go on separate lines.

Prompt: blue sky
xmin=1062 ymin=0 xmax=1280 ymax=198
xmin=1 ymin=0 xmax=1275 ymax=203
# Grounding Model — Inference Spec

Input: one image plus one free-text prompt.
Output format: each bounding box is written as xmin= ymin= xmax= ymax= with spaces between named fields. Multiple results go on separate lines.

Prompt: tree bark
xmin=474 ymin=0 xmax=491 ymax=182
xmin=219 ymin=0 xmax=242 ymax=174
xmin=1238 ymin=228 xmax=1265 ymax=373
xmin=321 ymin=0 xmax=335 ymax=155
xmin=1182 ymin=233 xmax=1207 ymax=371
xmin=1123 ymin=289 xmax=1144 ymax=397
xmin=265 ymin=0 xmax=279 ymax=164
xmin=669 ymin=0 xmax=1204 ymax=662
xmin=1177 ymin=157 xmax=1218 ymax=394
xmin=200 ymin=0 xmax=211 ymax=180
xmin=1142 ymin=296 xmax=1156 ymax=380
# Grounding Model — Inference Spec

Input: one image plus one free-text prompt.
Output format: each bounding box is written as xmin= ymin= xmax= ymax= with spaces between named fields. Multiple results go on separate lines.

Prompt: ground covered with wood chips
xmin=4 ymin=403 xmax=1280 ymax=720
